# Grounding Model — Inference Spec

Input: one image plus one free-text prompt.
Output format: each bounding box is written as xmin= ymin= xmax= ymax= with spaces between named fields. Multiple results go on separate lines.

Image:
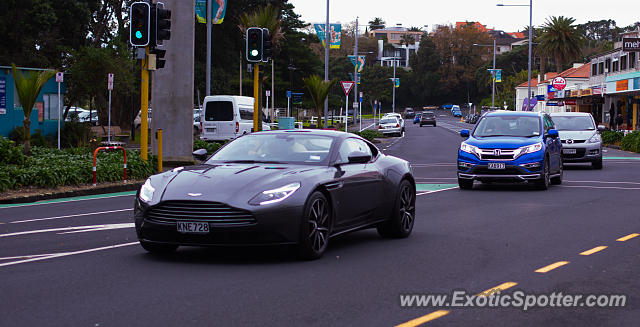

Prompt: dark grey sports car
xmin=134 ymin=130 xmax=416 ymax=259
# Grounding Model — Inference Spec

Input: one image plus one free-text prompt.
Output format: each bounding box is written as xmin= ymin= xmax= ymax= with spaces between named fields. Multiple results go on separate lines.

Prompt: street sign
xmin=292 ymin=92 xmax=303 ymax=105
xmin=56 ymin=72 xmax=64 ymax=83
xmin=108 ymin=73 xmax=114 ymax=90
xmin=265 ymin=90 xmax=271 ymax=97
xmin=340 ymin=81 xmax=355 ymax=96
xmin=552 ymin=76 xmax=567 ymax=91
xmin=353 ymin=102 xmax=359 ymax=109
xmin=286 ymin=90 xmax=291 ymax=98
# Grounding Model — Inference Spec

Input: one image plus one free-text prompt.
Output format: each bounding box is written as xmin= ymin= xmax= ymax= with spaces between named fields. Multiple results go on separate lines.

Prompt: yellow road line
xmin=616 ymin=233 xmax=639 ymax=242
xmin=535 ymin=261 xmax=570 ymax=273
xmin=478 ymin=282 xmax=518 ymax=296
xmin=580 ymin=246 xmax=608 ymax=256
xmin=395 ymin=310 xmax=450 ymax=327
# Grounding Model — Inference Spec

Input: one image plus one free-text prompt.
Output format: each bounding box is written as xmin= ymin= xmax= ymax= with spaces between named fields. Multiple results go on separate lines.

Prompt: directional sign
xmin=286 ymin=90 xmax=291 ymax=98
xmin=340 ymin=81 xmax=355 ymax=96
xmin=552 ymin=76 xmax=567 ymax=91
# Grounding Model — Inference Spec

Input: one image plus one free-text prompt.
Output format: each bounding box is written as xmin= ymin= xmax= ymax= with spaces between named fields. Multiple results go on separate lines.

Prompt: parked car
xmin=404 ymin=108 xmax=415 ymax=119
xmin=378 ymin=116 xmax=403 ymax=136
xmin=550 ymin=112 xmax=604 ymax=169
xmin=134 ymin=108 xmax=152 ymax=130
xmin=420 ymin=111 xmax=436 ymax=127
xmin=382 ymin=113 xmax=405 ymax=133
xmin=64 ymin=107 xmax=88 ymax=122
xmin=134 ymin=130 xmax=416 ymax=259
xmin=457 ymin=111 xmax=563 ymax=190
xmin=200 ymin=96 xmax=270 ymax=141
xmin=413 ymin=112 xmax=422 ymax=124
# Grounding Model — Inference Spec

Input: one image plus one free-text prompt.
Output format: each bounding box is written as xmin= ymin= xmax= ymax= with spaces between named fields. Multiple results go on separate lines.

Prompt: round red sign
xmin=552 ymin=76 xmax=567 ymax=91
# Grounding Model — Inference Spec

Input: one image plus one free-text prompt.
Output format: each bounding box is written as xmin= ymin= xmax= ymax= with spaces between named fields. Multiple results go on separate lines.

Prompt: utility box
xmin=278 ymin=117 xmax=295 ymax=130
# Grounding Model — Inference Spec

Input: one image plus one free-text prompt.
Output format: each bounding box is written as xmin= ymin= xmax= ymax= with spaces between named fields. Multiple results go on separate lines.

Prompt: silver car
xmin=550 ymin=112 xmax=604 ymax=169
xmin=378 ymin=116 xmax=403 ymax=136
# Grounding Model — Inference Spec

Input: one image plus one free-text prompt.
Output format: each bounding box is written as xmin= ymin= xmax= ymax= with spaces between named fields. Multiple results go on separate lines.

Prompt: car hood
xmin=558 ymin=130 xmax=596 ymax=141
xmin=466 ymin=136 xmax=540 ymax=149
xmin=156 ymin=163 xmax=327 ymax=203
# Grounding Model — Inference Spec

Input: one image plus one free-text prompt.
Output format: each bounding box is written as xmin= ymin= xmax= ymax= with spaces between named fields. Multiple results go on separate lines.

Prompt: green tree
xmin=368 ymin=17 xmax=386 ymax=30
xmin=303 ymin=75 xmax=336 ymax=126
xmin=400 ymin=34 xmax=416 ymax=47
xmin=538 ymin=16 xmax=584 ymax=72
xmin=11 ymin=64 xmax=57 ymax=155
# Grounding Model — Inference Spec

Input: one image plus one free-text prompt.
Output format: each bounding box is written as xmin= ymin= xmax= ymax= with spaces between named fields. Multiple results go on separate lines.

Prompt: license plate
xmin=488 ymin=163 xmax=505 ymax=170
xmin=205 ymin=128 xmax=216 ymax=133
xmin=177 ymin=222 xmax=210 ymax=234
xmin=563 ymin=149 xmax=577 ymax=154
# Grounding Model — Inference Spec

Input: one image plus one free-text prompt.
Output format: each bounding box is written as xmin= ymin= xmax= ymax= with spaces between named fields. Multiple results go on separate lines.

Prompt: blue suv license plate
xmin=488 ymin=163 xmax=505 ymax=170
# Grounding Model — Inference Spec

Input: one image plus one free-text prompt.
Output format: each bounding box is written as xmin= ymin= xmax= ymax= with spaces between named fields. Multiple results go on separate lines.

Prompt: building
xmin=371 ymin=26 xmax=422 ymax=68
xmin=0 ymin=66 xmax=66 ymax=138
xmin=488 ymin=30 xmax=525 ymax=55
xmin=515 ymin=64 xmax=590 ymax=113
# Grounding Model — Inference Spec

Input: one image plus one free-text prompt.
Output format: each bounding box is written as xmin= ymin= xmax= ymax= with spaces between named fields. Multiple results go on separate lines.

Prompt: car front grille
xmin=561 ymin=139 xmax=586 ymax=144
xmin=478 ymin=148 xmax=517 ymax=160
xmin=146 ymin=201 xmax=256 ymax=226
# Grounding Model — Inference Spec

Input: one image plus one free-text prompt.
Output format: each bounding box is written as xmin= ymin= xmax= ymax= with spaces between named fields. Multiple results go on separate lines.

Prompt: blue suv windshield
xmin=473 ymin=115 xmax=541 ymax=137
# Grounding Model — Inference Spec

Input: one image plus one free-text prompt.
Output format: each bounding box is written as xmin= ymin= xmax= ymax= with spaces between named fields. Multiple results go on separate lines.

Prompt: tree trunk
xmin=539 ymin=53 xmax=546 ymax=75
xmin=555 ymin=56 xmax=563 ymax=73
xmin=23 ymin=118 xmax=31 ymax=156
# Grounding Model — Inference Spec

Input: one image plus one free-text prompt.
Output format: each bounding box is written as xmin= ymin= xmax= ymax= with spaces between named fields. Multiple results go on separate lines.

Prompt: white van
xmin=200 ymin=95 xmax=270 ymax=141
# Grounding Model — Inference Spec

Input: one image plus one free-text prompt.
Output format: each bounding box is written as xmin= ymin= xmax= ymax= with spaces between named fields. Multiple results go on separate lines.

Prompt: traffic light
xmin=262 ymin=28 xmax=272 ymax=63
xmin=246 ymin=27 xmax=263 ymax=62
xmin=129 ymin=2 xmax=150 ymax=47
xmin=153 ymin=2 xmax=171 ymax=45
xmin=150 ymin=48 xmax=167 ymax=69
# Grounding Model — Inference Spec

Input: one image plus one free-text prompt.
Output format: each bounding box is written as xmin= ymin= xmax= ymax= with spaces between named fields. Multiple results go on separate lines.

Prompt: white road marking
xmin=412 ymin=163 xmax=457 ymax=167
xmin=360 ymin=123 xmax=375 ymax=131
xmin=9 ymin=208 xmax=133 ymax=224
xmin=416 ymin=186 xmax=458 ymax=196
xmin=57 ymin=223 xmax=135 ymax=234
xmin=564 ymin=180 xmax=640 ymax=185
xmin=0 ymin=223 xmax=135 ymax=238
xmin=558 ymin=185 xmax=640 ymax=190
xmin=0 ymin=254 xmax=55 ymax=261
xmin=0 ymin=242 xmax=138 ymax=268
xmin=415 ymin=177 xmax=457 ymax=180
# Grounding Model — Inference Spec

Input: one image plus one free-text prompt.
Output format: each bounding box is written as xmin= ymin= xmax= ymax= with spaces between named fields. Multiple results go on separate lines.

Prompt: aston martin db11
xmin=134 ymin=130 xmax=415 ymax=259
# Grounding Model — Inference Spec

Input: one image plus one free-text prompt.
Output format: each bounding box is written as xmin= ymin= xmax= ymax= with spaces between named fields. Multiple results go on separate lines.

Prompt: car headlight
xmin=460 ymin=142 xmax=480 ymax=157
xmin=249 ymin=182 xmax=301 ymax=206
xmin=139 ymin=179 xmax=155 ymax=203
xmin=588 ymin=133 xmax=601 ymax=143
xmin=515 ymin=142 xmax=543 ymax=158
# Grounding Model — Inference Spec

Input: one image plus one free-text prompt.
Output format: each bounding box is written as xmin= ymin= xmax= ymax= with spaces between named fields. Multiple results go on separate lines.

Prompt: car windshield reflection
xmin=552 ymin=116 xmax=595 ymax=131
xmin=473 ymin=116 xmax=541 ymax=137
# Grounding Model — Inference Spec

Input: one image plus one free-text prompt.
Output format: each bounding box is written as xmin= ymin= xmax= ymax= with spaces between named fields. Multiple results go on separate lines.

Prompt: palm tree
xmin=400 ymin=34 xmax=416 ymax=47
xmin=303 ymin=75 xmax=336 ymax=128
xmin=538 ymin=16 xmax=584 ymax=72
xmin=11 ymin=64 xmax=57 ymax=155
xmin=368 ymin=17 xmax=385 ymax=30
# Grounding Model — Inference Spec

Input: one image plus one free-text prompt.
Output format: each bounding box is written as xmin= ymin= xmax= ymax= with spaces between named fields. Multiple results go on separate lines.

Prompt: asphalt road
xmin=1 ymin=112 xmax=638 ymax=326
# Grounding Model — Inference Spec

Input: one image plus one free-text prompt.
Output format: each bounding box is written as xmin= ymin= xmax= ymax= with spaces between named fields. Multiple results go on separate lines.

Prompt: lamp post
xmin=392 ymin=53 xmax=399 ymax=113
xmin=473 ymin=39 xmax=497 ymax=108
xmin=323 ymin=0 xmax=329 ymax=128
xmin=498 ymin=0 xmax=533 ymax=108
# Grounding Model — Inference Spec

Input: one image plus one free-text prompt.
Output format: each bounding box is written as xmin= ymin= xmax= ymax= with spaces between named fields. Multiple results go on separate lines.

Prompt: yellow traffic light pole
xmin=253 ymin=64 xmax=260 ymax=132
xmin=141 ymin=46 xmax=149 ymax=161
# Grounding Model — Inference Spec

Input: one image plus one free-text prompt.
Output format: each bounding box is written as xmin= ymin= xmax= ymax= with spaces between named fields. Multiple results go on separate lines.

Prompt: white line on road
xmin=360 ymin=123 xmax=375 ymax=132
xmin=0 ymin=242 xmax=138 ymax=268
xmin=8 ymin=208 xmax=133 ymax=224
xmin=0 ymin=223 xmax=135 ymax=238
xmin=57 ymin=223 xmax=135 ymax=235
xmin=0 ymin=254 xmax=56 ymax=261
xmin=415 ymin=177 xmax=457 ymax=180
xmin=558 ymin=185 xmax=640 ymax=190
xmin=564 ymin=180 xmax=640 ymax=185
xmin=416 ymin=186 xmax=458 ymax=196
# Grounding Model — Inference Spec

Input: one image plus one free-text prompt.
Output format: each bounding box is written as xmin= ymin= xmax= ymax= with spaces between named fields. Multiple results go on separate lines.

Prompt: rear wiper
xmin=223 ymin=160 xmax=282 ymax=164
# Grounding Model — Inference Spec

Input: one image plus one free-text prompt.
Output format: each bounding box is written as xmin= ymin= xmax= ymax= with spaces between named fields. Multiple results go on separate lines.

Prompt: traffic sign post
xmin=340 ymin=81 xmax=355 ymax=132
xmin=265 ymin=90 xmax=270 ymax=119
xmin=108 ymin=73 xmax=114 ymax=142
xmin=552 ymin=76 xmax=567 ymax=91
xmin=55 ymin=72 xmax=63 ymax=150
xmin=359 ymin=91 xmax=363 ymax=131
xmin=286 ymin=90 xmax=291 ymax=117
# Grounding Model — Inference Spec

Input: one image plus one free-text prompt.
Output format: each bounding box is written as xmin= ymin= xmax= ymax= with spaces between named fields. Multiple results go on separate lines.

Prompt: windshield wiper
xmin=222 ymin=160 xmax=283 ymax=164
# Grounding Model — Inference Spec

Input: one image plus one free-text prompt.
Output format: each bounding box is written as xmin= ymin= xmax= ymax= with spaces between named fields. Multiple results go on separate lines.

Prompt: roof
xmin=485 ymin=110 xmax=541 ymax=117
xmin=558 ymin=64 xmax=590 ymax=79
xmin=456 ymin=21 xmax=491 ymax=32
xmin=517 ymin=79 xmax=539 ymax=88
xmin=508 ymin=32 xmax=525 ymax=38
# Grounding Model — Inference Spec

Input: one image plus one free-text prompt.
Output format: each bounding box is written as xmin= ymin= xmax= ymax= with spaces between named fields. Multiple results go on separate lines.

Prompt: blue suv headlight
xmin=514 ymin=142 xmax=543 ymax=158
xmin=460 ymin=142 xmax=480 ymax=157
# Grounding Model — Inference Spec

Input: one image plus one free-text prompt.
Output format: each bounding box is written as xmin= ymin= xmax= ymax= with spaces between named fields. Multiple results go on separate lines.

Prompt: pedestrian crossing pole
xmin=141 ymin=46 xmax=149 ymax=161
xmin=253 ymin=64 xmax=260 ymax=132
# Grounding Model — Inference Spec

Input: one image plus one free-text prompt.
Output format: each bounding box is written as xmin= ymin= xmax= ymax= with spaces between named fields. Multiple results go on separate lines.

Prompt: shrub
xmin=0 ymin=137 xmax=25 ymax=165
xmin=353 ymin=130 xmax=383 ymax=142
xmin=8 ymin=126 xmax=24 ymax=143
xmin=601 ymin=131 xmax=624 ymax=145
xmin=620 ymin=131 xmax=640 ymax=153
xmin=62 ymin=121 xmax=92 ymax=148
xmin=193 ymin=139 xmax=223 ymax=155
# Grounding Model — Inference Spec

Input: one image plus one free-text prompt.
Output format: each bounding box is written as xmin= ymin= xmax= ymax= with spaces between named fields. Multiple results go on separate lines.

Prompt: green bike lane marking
xmin=0 ymin=191 xmax=137 ymax=209
xmin=603 ymin=156 xmax=640 ymax=160
xmin=416 ymin=183 xmax=458 ymax=192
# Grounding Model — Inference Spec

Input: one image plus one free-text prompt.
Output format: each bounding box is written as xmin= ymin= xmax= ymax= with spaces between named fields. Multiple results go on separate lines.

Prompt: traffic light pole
xmin=253 ymin=64 xmax=260 ymax=132
xmin=141 ymin=46 xmax=150 ymax=161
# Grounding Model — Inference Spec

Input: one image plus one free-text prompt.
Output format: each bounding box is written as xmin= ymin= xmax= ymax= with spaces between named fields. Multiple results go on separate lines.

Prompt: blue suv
xmin=457 ymin=111 xmax=563 ymax=190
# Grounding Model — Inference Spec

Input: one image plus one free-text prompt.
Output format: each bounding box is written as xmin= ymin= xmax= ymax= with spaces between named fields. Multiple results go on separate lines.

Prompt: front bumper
xmin=134 ymin=199 xmax=304 ymax=246
xmin=457 ymin=151 xmax=544 ymax=182
xmin=561 ymin=142 xmax=602 ymax=162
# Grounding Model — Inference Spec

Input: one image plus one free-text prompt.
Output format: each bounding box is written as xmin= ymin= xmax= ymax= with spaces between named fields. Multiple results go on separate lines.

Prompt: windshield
xmin=380 ymin=118 xmax=397 ymax=124
xmin=207 ymin=134 xmax=334 ymax=165
xmin=552 ymin=116 xmax=595 ymax=131
xmin=473 ymin=115 xmax=541 ymax=137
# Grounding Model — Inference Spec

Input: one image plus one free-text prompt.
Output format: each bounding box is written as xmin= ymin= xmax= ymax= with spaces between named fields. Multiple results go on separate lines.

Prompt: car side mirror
xmin=597 ymin=125 xmax=605 ymax=132
xmin=460 ymin=129 xmax=470 ymax=138
xmin=347 ymin=151 xmax=372 ymax=164
xmin=192 ymin=148 xmax=208 ymax=161
xmin=547 ymin=129 xmax=559 ymax=138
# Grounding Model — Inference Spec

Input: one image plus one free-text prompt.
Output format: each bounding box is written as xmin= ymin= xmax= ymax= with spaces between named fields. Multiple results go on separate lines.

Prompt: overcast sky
xmin=288 ymin=0 xmax=638 ymax=33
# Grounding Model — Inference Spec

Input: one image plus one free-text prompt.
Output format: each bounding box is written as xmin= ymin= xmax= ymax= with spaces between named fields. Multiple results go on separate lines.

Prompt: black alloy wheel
xmin=536 ymin=158 xmax=550 ymax=190
xmin=298 ymin=192 xmax=331 ymax=259
xmin=551 ymin=158 xmax=563 ymax=185
xmin=377 ymin=180 xmax=416 ymax=238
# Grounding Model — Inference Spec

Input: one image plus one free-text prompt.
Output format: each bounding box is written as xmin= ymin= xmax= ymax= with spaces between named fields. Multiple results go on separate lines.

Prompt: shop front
xmin=604 ymin=72 xmax=640 ymax=131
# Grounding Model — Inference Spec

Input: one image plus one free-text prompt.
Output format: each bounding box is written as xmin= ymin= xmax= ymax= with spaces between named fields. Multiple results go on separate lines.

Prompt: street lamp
xmin=498 ymin=1 xmax=533 ymax=110
xmin=473 ymin=39 xmax=497 ymax=108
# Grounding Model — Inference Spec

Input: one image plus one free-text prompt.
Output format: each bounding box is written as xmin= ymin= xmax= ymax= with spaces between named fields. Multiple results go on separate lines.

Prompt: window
xmin=598 ymin=62 xmax=604 ymax=74
xmin=337 ymin=138 xmax=372 ymax=164
xmin=613 ymin=60 xmax=619 ymax=72
xmin=621 ymin=55 xmax=628 ymax=70
xmin=42 ymin=93 xmax=60 ymax=120
xmin=592 ymin=63 xmax=598 ymax=76
xmin=238 ymin=105 xmax=253 ymax=121
xmin=605 ymin=58 xmax=611 ymax=73
xmin=630 ymin=53 xmax=636 ymax=69
xmin=205 ymin=101 xmax=233 ymax=121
